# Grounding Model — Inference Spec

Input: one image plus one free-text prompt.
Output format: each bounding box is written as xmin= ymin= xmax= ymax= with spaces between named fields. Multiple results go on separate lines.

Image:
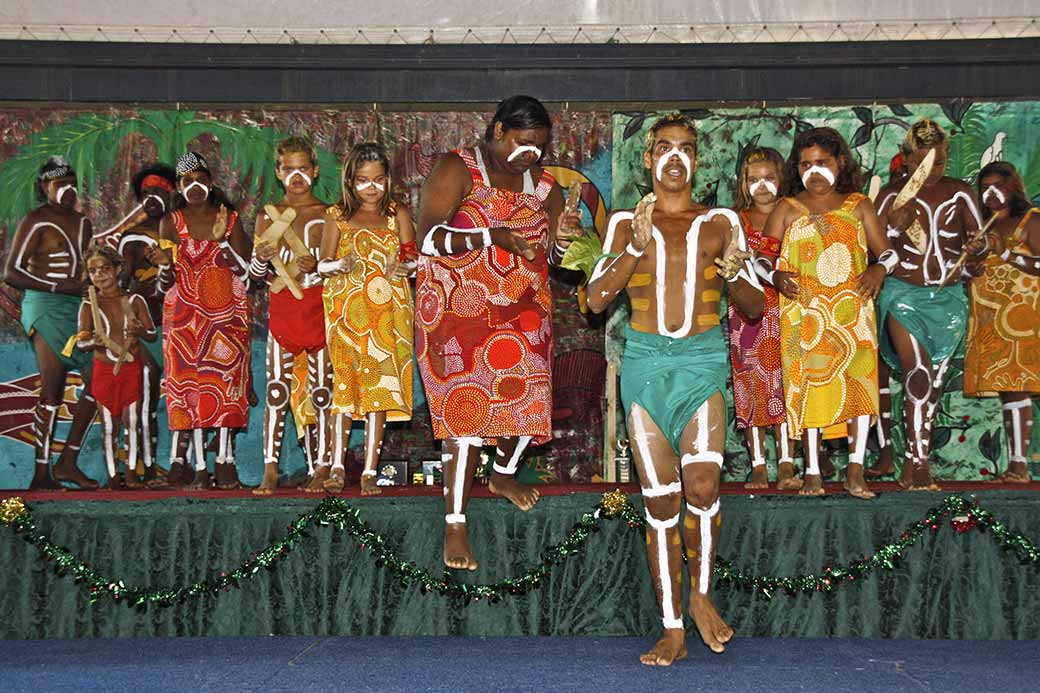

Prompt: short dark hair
xmin=978 ymin=161 xmax=1033 ymax=220
xmin=784 ymin=127 xmax=863 ymax=196
xmin=131 ymin=163 xmax=176 ymax=200
xmin=484 ymin=95 xmax=552 ymax=143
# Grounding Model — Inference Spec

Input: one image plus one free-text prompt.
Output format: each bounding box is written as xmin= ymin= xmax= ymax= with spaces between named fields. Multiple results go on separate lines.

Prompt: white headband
xmin=181 ymin=181 xmax=210 ymax=201
xmin=285 ymin=170 xmax=313 ymax=187
xmin=507 ymin=145 xmax=542 ymax=163
xmin=356 ymin=181 xmax=386 ymax=192
xmin=655 ymin=146 xmax=692 ymax=183
xmin=749 ymin=179 xmax=778 ymax=197
xmin=982 ymin=185 xmax=1006 ymax=204
xmin=801 ymin=165 xmax=836 ymax=187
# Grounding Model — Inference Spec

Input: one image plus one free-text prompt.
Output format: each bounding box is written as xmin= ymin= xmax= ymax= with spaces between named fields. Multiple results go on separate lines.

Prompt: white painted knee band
xmin=681 ymin=452 xmax=724 ymax=468
xmin=686 ymin=500 xmax=720 ymax=595
xmin=641 ymin=480 xmax=682 ymax=498
xmin=492 ymin=435 xmax=532 ymax=475
xmin=445 ymin=513 xmax=466 ymax=524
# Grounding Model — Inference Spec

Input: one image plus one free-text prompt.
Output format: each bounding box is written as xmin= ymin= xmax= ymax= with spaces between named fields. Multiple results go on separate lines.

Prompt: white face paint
xmin=144 ymin=194 xmax=166 ymax=213
xmin=655 ymin=147 xmax=692 ymax=183
xmin=355 ymin=181 xmax=385 ymax=192
xmin=801 ymin=165 xmax=836 ymax=187
xmin=181 ymin=181 xmax=209 ymax=201
xmin=284 ymin=169 xmax=313 ymax=188
xmin=506 ymin=145 xmax=542 ymax=163
xmin=56 ymin=184 xmax=77 ymax=204
xmin=982 ymin=185 xmax=1006 ymax=204
xmin=748 ymin=179 xmax=778 ymax=197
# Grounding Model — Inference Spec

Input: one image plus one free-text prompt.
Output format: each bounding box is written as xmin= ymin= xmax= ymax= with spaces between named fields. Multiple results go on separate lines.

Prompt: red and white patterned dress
xmin=163 ymin=210 xmax=251 ymax=430
xmin=415 ymin=147 xmax=555 ymax=444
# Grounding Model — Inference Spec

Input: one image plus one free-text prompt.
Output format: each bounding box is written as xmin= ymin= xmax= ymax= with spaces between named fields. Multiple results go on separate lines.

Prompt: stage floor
xmin=2 ymin=635 xmax=1038 ymax=692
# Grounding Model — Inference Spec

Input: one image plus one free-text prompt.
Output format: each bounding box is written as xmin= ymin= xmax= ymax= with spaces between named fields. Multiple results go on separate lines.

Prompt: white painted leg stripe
xmin=662 ymin=617 xmax=684 ymax=630
xmin=1003 ymin=400 xmax=1033 ymax=411
xmin=641 ymin=481 xmax=682 ymax=498
xmin=681 ymin=451 xmax=724 ymax=467
xmin=445 ymin=513 xmax=466 ymax=524
xmin=644 ymin=511 xmax=680 ymax=529
xmin=686 ymin=501 xmax=719 ymax=595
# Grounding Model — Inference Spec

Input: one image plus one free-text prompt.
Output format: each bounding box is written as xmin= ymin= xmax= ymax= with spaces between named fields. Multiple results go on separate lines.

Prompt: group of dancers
xmin=5 ymin=95 xmax=1038 ymax=664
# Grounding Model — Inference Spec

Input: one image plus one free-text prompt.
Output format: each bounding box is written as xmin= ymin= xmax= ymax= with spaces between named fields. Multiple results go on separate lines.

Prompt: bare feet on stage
xmin=444 ymin=523 xmax=478 ymax=571
xmin=639 ymin=629 xmax=687 ymax=666
xmin=488 ymin=471 xmax=540 ymax=511
xmin=842 ymin=464 xmax=876 ymax=499
xmin=28 ymin=465 xmax=63 ymax=491
xmin=360 ymin=473 xmax=382 ymax=496
xmin=991 ymin=461 xmax=1032 ymax=483
xmin=865 ymin=446 xmax=896 ymax=479
xmin=799 ymin=473 xmax=824 ymax=496
xmin=52 ymin=457 xmax=99 ymax=490
xmin=166 ymin=461 xmax=192 ymax=487
xmin=323 ymin=467 xmax=345 ymax=494
xmin=906 ymin=464 xmax=941 ymax=492
xmin=215 ymin=464 xmax=241 ymax=490
xmin=743 ymin=465 xmax=768 ymax=490
xmin=124 ymin=465 xmax=145 ymax=489
xmin=689 ymin=593 xmax=734 ymax=653
xmin=777 ymin=460 xmax=804 ymax=490
xmin=143 ymin=464 xmax=170 ymax=489
xmin=188 ymin=469 xmax=213 ymax=490
xmin=252 ymin=463 xmax=280 ymax=496
xmin=818 ymin=444 xmax=836 ymax=480
xmin=303 ymin=465 xmax=330 ymax=493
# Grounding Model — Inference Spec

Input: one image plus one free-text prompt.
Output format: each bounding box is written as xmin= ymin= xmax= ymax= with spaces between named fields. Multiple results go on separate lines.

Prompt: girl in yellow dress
xmin=318 ymin=142 xmax=417 ymax=494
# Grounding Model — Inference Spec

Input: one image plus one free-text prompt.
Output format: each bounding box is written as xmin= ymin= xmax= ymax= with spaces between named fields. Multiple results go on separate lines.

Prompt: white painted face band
xmin=748 ymin=179 xmax=778 ymax=197
xmin=285 ymin=170 xmax=313 ymax=188
xmin=355 ymin=180 xmax=385 ymax=192
xmin=801 ymin=165 xmax=836 ymax=187
xmin=655 ymin=147 xmax=692 ymax=183
xmin=181 ymin=181 xmax=209 ymax=201
xmin=144 ymin=194 xmax=166 ymax=213
xmin=983 ymin=185 xmax=1006 ymax=204
xmin=506 ymin=145 xmax=542 ymax=163
xmin=57 ymin=184 xmax=77 ymax=204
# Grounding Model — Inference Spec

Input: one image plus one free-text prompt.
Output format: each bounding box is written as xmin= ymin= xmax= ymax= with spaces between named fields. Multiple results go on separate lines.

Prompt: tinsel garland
xmin=1 ymin=492 xmax=1037 ymax=608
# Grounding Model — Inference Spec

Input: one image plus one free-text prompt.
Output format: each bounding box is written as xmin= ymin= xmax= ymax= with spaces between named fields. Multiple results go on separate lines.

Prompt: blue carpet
xmin=1 ymin=636 xmax=1037 ymax=692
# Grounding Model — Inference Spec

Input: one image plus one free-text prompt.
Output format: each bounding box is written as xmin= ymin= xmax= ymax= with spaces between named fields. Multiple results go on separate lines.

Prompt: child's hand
xmin=297 ymin=254 xmax=317 ymax=274
xmin=254 ymin=240 xmax=277 ymax=262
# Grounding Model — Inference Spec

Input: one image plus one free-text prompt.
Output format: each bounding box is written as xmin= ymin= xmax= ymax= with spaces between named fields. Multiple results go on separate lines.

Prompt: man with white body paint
xmin=415 ymin=95 xmax=581 ymax=570
xmin=870 ymin=119 xmax=983 ymax=490
xmin=250 ymin=137 xmax=332 ymax=495
xmin=586 ymin=114 xmax=763 ymax=664
xmin=4 ymin=156 xmax=100 ymax=490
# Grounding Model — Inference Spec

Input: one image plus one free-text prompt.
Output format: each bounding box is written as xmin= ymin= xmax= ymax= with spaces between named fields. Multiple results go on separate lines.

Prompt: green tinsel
xmin=1 ymin=493 xmax=1037 ymax=608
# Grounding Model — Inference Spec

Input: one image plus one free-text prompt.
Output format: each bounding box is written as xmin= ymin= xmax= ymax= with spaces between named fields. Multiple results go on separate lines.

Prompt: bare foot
xmin=51 ymin=460 xmax=99 ymax=490
xmin=123 ymin=468 xmax=144 ymax=489
xmin=188 ymin=469 xmax=212 ymax=490
xmin=639 ymin=629 xmax=688 ymax=666
xmin=323 ymin=467 xmax=345 ymax=494
xmin=143 ymin=465 xmax=170 ymax=489
xmin=908 ymin=464 xmax=941 ymax=492
xmin=360 ymin=473 xmax=382 ymax=496
xmin=777 ymin=461 xmax=804 ymax=490
xmin=991 ymin=461 xmax=1032 ymax=483
xmin=897 ymin=459 xmax=913 ymax=489
xmin=28 ymin=466 xmax=63 ymax=491
xmin=444 ymin=523 xmax=478 ymax=571
xmin=252 ymin=463 xmax=280 ymax=496
xmin=799 ymin=474 xmax=825 ymax=496
xmin=166 ymin=461 xmax=192 ymax=487
xmin=105 ymin=472 xmax=124 ymax=491
xmin=689 ymin=593 xmax=733 ymax=653
xmin=488 ymin=471 xmax=540 ymax=511
xmin=214 ymin=464 xmax=241 ymax=490
xmin=843 ymin=465 xmax=876 ymax=499
xmin=743 ymin=465 xmax=768 ymax=490
xmin=304 ymin=466 xmax=330 ymax=493
xmin=865 ymin=446 xmax=895 ymax=479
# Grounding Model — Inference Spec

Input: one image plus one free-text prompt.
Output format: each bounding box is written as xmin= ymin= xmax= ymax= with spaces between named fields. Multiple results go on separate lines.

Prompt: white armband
xmin=877 ymin=249 xmax=899 ymax=275
xmin=624 ymin=242 xmax=644 ymax=257
xmin=753 ymin=256 xmax=776 ymax=285
xmin=421 ymin=224 xmax=492 ymax=257
xmin=317 ymin=258 xmax=347 ymax=276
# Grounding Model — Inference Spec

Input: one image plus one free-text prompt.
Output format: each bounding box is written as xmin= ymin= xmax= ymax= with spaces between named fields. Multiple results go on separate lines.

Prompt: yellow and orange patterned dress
xmin=964 ymin=209 xmax=1040 ymax=395
xmin=322 ymin=203 xmax=413 ymax=421
xmin=777 ymin=193 xmax=879 ymax=438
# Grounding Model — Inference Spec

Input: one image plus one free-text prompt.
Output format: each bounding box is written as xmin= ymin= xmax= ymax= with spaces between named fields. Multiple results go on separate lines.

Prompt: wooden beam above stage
xmin=0 ymin=38 xmax=1038 ymax=103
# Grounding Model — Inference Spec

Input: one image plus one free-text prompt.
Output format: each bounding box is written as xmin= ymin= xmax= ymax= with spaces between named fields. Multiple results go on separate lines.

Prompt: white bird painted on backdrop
xmin=980 ymin=132 xmax=1006 ymax=169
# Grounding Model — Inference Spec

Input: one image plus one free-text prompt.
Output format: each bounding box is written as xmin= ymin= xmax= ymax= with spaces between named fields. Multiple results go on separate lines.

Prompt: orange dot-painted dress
xmin=322 ymin=204 xmax=413 ymax=421
xmin=163 ymin=210 xmax=251 ymax=430
xmin=964 ymin=208 xmax=1040 ymax=395
xmin=415 ymin=147 xmax=555 ymax=444
xmin=777 ymin=193 xmax=879 ymax=438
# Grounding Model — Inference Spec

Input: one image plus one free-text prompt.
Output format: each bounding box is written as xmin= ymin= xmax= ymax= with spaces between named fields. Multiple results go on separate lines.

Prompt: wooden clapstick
xmin=112 ymin=295 xmax=137 ymax=376
xmin=892 ymin=148 xmax=936 ymax=211
xmin=563 ymin=180 xmax=583 ymax=215
xmin=939 ymin=214 xmax=999 ymax=289
xmin=87 ymin=286 xmax=134 ymax=375
xmin=257 ymin=204 xmax=303 ymax=299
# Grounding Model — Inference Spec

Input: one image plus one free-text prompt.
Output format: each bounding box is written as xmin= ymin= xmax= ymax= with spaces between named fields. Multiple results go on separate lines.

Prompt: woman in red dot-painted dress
xmin=415 ymin=95 xmax=581 ymax=571
xmin=727 ymin=148 xmax=801 ymax=491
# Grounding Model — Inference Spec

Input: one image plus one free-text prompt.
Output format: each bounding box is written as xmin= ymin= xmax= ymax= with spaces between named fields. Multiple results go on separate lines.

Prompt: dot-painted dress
xmin=777 ymin=193 xmax=879 ymax=438
xmin=322 ymin=204 xmax=413 ymax=421
xmin=162 ymin=210 xmax=251 ymax=430
xmin=415 ymin=147 xmax=555 ymax=444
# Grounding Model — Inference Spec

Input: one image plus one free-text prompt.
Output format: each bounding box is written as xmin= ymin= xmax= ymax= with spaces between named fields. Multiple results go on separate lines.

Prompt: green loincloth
xmin=620 ymin=324 xmax=729 ymax=453
xmin=20 ymin=289 xmax=90 ymax=371
xmin=877 ymin=277 xmax=968 ymax=372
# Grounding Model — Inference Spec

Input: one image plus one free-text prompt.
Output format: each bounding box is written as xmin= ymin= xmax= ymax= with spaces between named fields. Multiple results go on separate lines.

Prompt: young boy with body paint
xmin=76 ymin=245 xmax=156 ymax=488
xmin=872 ymin=119 xmax=984 ymax=491
xmin=318 ymin=142 xmax=416 ymax=495
xmin=250 ymin=137 xmax=333 ymax=495
xmin=586 ymin=113 xmax=764 ymax=664
xmin=4 ymin=156 xmax=100 ymax=490
xmin=760 ymin=127 xmax=897 ymax=499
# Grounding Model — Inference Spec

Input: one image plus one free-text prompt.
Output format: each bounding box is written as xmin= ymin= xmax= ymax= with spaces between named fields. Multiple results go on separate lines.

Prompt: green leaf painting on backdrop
xmin=610 ymin=100 xmax=1040 ymax=482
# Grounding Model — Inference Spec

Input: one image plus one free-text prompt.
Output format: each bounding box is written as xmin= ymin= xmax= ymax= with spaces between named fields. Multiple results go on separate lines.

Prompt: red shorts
xmin=269 ymin=284 xmax=326 ymax=354
xmin=91 ymin=359 xmax=143 ymax=417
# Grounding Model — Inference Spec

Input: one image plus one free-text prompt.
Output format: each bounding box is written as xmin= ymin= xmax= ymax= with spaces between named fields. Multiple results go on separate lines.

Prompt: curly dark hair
xmin=978 ymin=161 xmax=1033 ymax=221
xmin=783 ymin=127 xmax=863 ymax=196
xmin=131 ymin=162 xmax=176 ymax=200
